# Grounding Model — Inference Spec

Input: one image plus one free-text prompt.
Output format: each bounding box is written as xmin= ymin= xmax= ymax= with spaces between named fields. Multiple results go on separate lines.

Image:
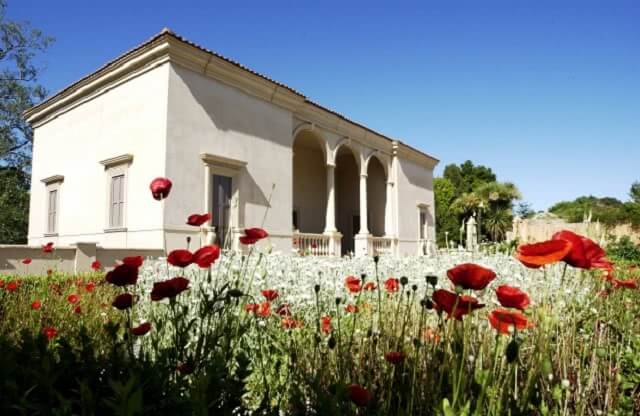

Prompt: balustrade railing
xmin=292 ymin=232 xmax=331 ymax=256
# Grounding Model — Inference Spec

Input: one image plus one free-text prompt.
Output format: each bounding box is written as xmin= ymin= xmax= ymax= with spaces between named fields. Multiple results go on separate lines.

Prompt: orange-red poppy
xmin=516 ymin=240 xmax=572 ymax=268
xmin=488 ymin=309 xmax=533 ymax=335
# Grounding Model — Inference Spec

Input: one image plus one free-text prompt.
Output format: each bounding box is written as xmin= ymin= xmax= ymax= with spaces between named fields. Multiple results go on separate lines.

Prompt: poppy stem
xmin=561 ymin=263 xmax=568 ymax=285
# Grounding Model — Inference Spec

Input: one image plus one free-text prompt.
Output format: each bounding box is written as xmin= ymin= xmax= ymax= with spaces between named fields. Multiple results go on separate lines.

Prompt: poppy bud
xmin=400 ymin=276 xmax=409 ymax=286
xmin=413 ymin=338 xmax=420 ymax=348
xmin=186 ymin=236 xmax=191 ymax=244
xmin=328 ymin=336 xmax=336 ymax=349
xmin=366 ymin=328 xmax=373 ymax=337
xmin=426 ymin=275 xmax=438 ymax=287
xmin=360 ymin=273 xmax=367 ymax=282
xmin=506 ymin=339 xmax=519 ymax=363
xmin=373 ymin=255 xmax=380 ymax=264
xmin=411 ymin=284 xmax=418 ymax=292
xmin=314 ymin=284 xmax=320 ymax=293
xmin=227 ymin=288 xmax=244 ymax=298
xmin=335 ymin=297 xmax=342 ymax=306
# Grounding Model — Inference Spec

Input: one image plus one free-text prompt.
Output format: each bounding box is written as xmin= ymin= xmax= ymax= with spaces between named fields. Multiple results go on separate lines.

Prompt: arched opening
xmin=292 ymin=130 xmax=326 ymax=233
xmin=335 ymin=145 xmax=359 ymax=254
xmin=367 ymin=156 xmax=387 ymax=236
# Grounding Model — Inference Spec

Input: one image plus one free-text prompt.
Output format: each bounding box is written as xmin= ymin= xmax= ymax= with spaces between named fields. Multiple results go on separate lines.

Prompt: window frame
xmin=41 ymin=175 xmax=64 ymax=237
xmin=100 ymin=154 xmax=133 ymax=232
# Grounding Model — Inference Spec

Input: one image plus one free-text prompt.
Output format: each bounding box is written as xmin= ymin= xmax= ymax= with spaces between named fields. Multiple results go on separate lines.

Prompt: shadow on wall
xmin=177 ymin=67 xmax=283 ymax=216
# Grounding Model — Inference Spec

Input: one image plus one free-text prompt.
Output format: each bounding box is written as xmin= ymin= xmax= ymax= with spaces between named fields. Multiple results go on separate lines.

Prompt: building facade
xmin=25 ymin=30 xmax=438 ymax=256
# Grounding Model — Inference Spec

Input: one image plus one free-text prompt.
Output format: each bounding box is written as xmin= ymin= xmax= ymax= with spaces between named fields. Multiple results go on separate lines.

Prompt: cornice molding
xmin=200 ymin=153 xmax=247 ymax=170
xmin=41 ymin=174 xmax=64 ymax=184
xmin=100 ymin=153 xmax=134 ymax=168
xmin=24 ymin=30 xmax=439 ymax=169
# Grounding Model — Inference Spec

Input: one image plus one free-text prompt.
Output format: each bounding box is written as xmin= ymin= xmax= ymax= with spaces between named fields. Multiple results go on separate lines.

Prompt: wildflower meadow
xmin=0 ymin=177 xmax=638 ymax=415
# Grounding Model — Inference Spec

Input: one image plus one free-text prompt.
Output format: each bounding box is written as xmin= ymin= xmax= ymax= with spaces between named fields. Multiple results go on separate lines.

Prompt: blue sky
xmin=10 ymin=0 xmax=640 ymax=210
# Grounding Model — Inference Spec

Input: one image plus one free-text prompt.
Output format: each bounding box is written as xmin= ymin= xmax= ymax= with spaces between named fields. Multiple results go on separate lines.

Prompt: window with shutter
xmin=109 ymin=174 xmax=125 ymax=228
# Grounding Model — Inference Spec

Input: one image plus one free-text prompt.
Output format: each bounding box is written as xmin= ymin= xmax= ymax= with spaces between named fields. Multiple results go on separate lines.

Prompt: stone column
xmin=359 ymin=173 xmax=369 ymax=235
xmin=324 ymin=163 xmax=337 ymax=233
xmin=354 ymin=173 xmax=370 ymax=256
xmin=384 ymin=180 xmax=394 ymax=236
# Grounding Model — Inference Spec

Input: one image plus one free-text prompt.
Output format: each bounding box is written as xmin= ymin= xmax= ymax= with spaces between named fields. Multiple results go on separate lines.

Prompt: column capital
xmin=327 ymin=162 xmax=336 ymax=168
xmin=360 ymin=173 xmax=368 ymax=179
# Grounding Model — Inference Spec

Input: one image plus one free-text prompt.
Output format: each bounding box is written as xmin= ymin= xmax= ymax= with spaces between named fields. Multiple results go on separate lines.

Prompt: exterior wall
xmin=28 ymin=64 xmax=170 ymax=249
xmin=292 ymin=143 xmax=326 ymax=233
xmin=395 ymin=156 xmax=435 ymax=255
xmin=0 ymin=244 xmax=162 ymax=276
xmin=164 ymin=64 xmax=294 ymax=252
xmin=511 ymin=218 xmax=640 ymax=245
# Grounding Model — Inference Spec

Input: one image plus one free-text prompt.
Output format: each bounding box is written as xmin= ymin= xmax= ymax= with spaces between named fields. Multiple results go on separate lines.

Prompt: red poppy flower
xmin=5 ymin=281 xmax=18 ymax=292
xmin=257 ymin=301 xmax=271 ymax=317
xmin=131 ymin=322 xmax=152 ymax=336
xmin=384 ymin=277 xmax=400 ymax=293
xmin=85 ymin=282 xmax=96 ymax=293
xmin=321 ymin=315 xmax=332 ymax=334
xmin=244 ymin=228 xmax=269 ymax=240
xmin=187 ymin=213 xmax=211 ymax=226
xmin=245 ymin=303 xmax=260 ymax=313
xmin=74 ymin=306 xmax=82 ymax=314
xmin=613 ymin=278 xmax=638 ymax=289
xmin=384 ymin=351 xmax=405 ymax=365
xmin=447 ymin=263 xmax=496 ymax=291
xmin=495 ymin=285 xmax=530 ymax=310
xmin=42 ymin=242 xmax=54 ymax=253
xmin=105 ymin=264 xmax=139 ymax=286
xmin=31 ymin=300 xmax=42 ymax=310
xmin=516 ymin=240 xmax=572 ymax=268
xmin=363 ymin=282 xmax=377 ymax=291
xmin=261 ymin=289 xmax=279 ymax=301
xmin=149 ymin=177 xmax=172 ymax=200
xmin=488 ymin=309 xmax=533 ymax=334
xmin=239 ymin=236 xmax=259 ymax=245
xmin=432 ymin=289 xmax=484 ymax=320
xmin=22 ymin=258 xmax=32 ymax=265
xmin=122 ymin=256 xmax=144 ymax=268
xmin=552 ymin=230 xmax=607 ymax=270
xmin=345 ymin=304 xmax=359 ymax=313
xmin=112 ymin=293 xmax=134 ymax=310
xmin=0 ymin=280 xmax=4 ymax=288
xmin=91 ymin=260 xmax=102 ymax=271
xmin=43 ymin=326 xmax=57 ymax=341
xmin=281 ymin=317 xmax=303 ymax=329
xmin=276 ymin=303 xmax=291 ymax=316
xmin=167 ymin=249 xmax=193 ymax=268
xmin=192 ymin=245 xmax=220 ymax=268
xmin=150 ymin=277 xmax=190 ymax=301
xmin=345 ymin=276 xmax=362 ymax=293
xmin=346 ymin=384 xmax=372 ymax=407
xmin=67 ymin=294 xmax=79 ymax=304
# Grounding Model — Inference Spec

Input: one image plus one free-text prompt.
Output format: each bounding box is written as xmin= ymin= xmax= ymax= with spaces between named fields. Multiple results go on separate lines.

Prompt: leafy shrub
xmin=607 ymin=236 xmax=640 ymax=263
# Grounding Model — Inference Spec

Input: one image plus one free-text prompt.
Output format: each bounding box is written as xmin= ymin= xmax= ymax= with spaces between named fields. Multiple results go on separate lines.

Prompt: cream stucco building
xmin=25 ymin=29 xmax=438 ymax=257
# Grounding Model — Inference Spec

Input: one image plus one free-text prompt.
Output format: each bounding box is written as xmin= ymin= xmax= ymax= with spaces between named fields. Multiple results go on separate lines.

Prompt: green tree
xmin=0 ymin=0 xmax=52 ymax=168
xmin=434 ymin=177 xmax=458 ymax=246
xmin=515 ymin=201 xmax=535 ymax=219
xmin=0 ymin=1 xmax=52 ymax=243
xmin=443 ymin=160 xmax=496 ymax=195
xmin=630 ymin=181 xmax=640 ymax=205
xmin=0 ymin=167 xmax=29 ymax=243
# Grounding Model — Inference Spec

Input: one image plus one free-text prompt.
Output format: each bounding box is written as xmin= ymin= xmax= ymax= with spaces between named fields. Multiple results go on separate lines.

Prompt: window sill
xmin=44 ymin=233 xmax=58 ymax=237
xmin=104 ymin=227 xmax=127 ymax=233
